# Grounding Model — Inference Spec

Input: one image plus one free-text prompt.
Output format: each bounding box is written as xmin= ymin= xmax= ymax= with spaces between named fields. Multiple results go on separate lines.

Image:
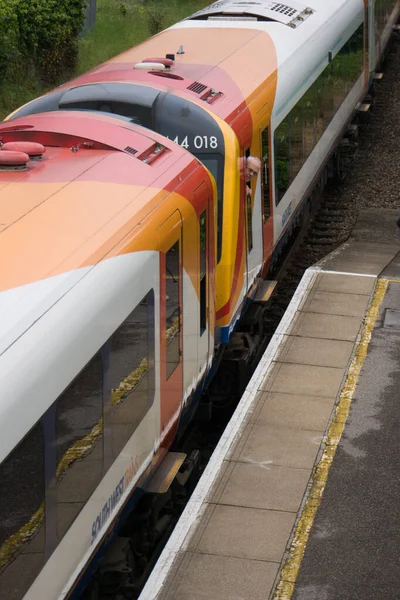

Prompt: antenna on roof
xmin=177 ymin=45 xmax=185 ymax=55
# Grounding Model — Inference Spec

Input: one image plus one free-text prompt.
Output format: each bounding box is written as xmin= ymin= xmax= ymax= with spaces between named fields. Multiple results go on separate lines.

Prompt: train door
xmin=244 ymin=147 xmax=264 ymax=291
xmin=197 ymin=205 xmax=210 ymax=377
xmin=157 ymin=211 xmax=183 ymax=444
xmin=261 ymin=126 xmax=273 ymax=268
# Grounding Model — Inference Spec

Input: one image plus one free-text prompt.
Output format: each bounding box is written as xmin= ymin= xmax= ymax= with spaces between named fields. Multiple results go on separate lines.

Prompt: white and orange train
xmin=1 ymin=1 xmax=399 ymax=599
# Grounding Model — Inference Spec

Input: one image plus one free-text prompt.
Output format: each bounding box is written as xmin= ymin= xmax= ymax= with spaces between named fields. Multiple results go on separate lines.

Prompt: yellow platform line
xmin=273 ymin=277 xmax=389 ymax=600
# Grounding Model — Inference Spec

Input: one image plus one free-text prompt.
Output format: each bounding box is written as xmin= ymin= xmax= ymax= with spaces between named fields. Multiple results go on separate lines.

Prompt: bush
xmin=0 ymin=0 xmax=20 ymax=78
xmin=1 ymin=0 xmax=86 ymax=85
xmin=18 ymin=0 xmax=86 ymax=83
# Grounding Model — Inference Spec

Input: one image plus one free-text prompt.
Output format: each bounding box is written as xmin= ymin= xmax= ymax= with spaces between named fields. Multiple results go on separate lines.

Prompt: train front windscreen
xmin=153 ymin=94 xmax=225 ymax=261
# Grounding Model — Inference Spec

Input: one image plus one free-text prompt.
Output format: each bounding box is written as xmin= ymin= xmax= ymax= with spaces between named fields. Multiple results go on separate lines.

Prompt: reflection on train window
xmin=199 ymin=211 xmax=207 ymax=335
xmin=273 ymin=23 xmax=364 ymax=205
xmin=274 ymin=120 xmax=290 ymax=203
xmin=105 ymin=290 xmax=155 ymax=459
xmin=302 ymin=85 xmax=316 ymax=157
xmin=375 ymin=0 xmax=397 ymax=37
xmin=165 ymin=241 xmax=181 ymax=378
xmin=290 ymin=103 xmax=303 ymax=181
xmin=0 ymin=422 xmax=45 ymax=600
xmin=55 ymin=351 xmax=103 ymax=540
xmin=261 ymin=127 xmax=271 ymax=220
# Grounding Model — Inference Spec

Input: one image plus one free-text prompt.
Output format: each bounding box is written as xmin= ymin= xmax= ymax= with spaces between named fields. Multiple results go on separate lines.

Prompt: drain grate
xmin=383 ymin=308 xmax=400 ymax=329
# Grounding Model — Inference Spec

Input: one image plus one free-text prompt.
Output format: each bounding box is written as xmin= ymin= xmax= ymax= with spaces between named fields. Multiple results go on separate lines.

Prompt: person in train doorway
xmin=246 ymin=156 xmax=261 ymax=196
xmin=239 ymin=156 xmax=261 ymax=196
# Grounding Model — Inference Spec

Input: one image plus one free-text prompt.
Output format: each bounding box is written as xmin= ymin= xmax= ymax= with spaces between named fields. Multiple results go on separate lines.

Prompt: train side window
xmin=322 ymin=61 xmax=336 ymax=127
xmin=332 ymin=53 xmax=345 ymax=111
xmin=199 ymin=211 xmax=207 ymax=335
xmin=351 ymin=24 xmax=364 ymax=83
xmin=375 ymin=0 xmax=396 ymax=37
xmin=166 ymin=241 xmax=181 ymax=378
xmin=261 ymin=127 xmax=271 ymax=220
xmin=303 ymin=84 xmax=316 ymax=157
xmin=0 ymin=422 xmax=45 ymax=600
xmin=290 ymin=102 xmax=304 ymax=181
xmin=341 ymin=36 xmax=353 ymax=96
xmin=274 ymin=118 xmax=290 ymax=204
xmin=314 ymin=79 xmax=324 ymax=143
xmin=105 ymin=290 xmax=155 ymax=458
xmin=55 ymin=351 xmax=103 ymax=540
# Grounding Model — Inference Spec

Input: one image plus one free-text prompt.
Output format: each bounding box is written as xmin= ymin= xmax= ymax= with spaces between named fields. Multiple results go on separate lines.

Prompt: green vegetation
xmin=77 ymin=0 xmax=207 ymax=73
xmin=0 ymin=0 xmax=86 ymax=118
xmin=0 ymin=0 xmax=209 ymax=120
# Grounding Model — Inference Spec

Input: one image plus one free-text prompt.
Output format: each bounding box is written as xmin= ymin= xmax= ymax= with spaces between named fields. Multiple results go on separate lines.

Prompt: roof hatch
xmin=187 ymin=1 xmax=314 ymax=27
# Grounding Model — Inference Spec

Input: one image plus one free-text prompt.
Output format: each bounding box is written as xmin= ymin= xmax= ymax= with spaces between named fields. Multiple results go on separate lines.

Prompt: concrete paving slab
xmin=195 ymin=504 xmax=295 ymax=562
xmin=236 ymin=423 xmax=322 ymax=469
xmin=339 ymin=240 xmax=400 ymax=253
xmin=289 ymin=312 xmax=362 ymax=341
xmin=182 ymin=504 xmax=217 ymax=552
xmin=254 ymin=392 xmax=335 ymax=431
xmin=340 ymin=245 xmax=398 ymax=258
xmin=380 ymin=250 xmax=400 ymax=279
xmin=257 ymin=361 xmax=282 ymax=399
xmin=217 ymin=462 xmax=310 ymax=512
xmin=351 ymin=209 xmax=400 ymax=245
xmin=301 ymin=290 xmax=370 ymax=317
xmin=204 ymin=460 xmax=231 ymax=504
xmin=263 ymin=363 xmax=344 ymax=398
xmin=320 ymin=240 xmax=399 ymax=257
xmin=162 ymin=552 xmax=279 ymax=600
xmin=224 ymin=417 xmax=257 ymax=461
xmin=276 ymin=336 xmax=354 ymax=368
xmin=317 ymin=259 xmax=390 ymax=276
xmin=316 ymin=273 xmax=376 ymax=295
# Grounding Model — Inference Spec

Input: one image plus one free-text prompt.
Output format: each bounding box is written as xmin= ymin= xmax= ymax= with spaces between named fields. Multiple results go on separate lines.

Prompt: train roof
xmin=0 ymin=111 xmax=201 ymax=356
xmin=0 ymin=111 xmax=196 ymax=288
xmin=20 ymin=0 xmax=360 ymax=126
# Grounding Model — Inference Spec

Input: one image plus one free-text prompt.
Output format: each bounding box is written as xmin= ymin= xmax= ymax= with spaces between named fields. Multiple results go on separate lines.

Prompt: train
xmin=1 ymin=1 xmax=399 ymax=598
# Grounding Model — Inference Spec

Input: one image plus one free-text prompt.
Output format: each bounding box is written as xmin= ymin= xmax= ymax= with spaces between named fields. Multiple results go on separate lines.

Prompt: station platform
xmin=139 ymin=209 xmax=400 ymax=600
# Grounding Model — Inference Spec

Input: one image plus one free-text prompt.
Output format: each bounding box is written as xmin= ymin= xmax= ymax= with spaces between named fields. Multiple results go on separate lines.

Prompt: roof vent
xmin=1 ymin=141 xmax=45 ymax=160
xmin=187 ymin=1 xmax=314 ymax=27
xmin=124 ymin=146 xmax=138 ymax=156
xmin=139 ymin=143 xmax=167 ymax=165
xmin=149 ymin=71 xmax=184 ymax=80
xmin=203 ymin=89 xmax=224 ymax=104
xmin=0 ymin=150 xmax=29 ymax=170
xmin=187 ymin=81 xmax=208 ymax=94
xmin=270 ymin=3 xmax=297 ymax=17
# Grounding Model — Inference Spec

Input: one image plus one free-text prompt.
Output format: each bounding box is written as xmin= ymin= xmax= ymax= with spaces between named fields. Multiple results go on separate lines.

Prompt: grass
xmin=0 ymin=0 xmax=209 ymax=120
